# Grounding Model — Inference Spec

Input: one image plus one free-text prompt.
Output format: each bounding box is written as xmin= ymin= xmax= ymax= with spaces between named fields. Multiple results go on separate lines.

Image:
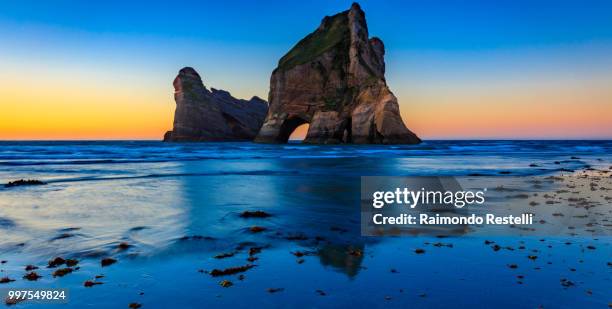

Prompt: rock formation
xmin=255 ymin=3 xmax=420 ymax=144
xmin=164 ymin=67 xmax=268 ymax=142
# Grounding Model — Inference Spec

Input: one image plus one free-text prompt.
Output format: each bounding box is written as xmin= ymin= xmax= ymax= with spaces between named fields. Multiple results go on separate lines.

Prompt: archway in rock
xmin=289 ymin=123 xmax=310 ymax=142
xmin=277 ymin=116 xmax=308 ymax=143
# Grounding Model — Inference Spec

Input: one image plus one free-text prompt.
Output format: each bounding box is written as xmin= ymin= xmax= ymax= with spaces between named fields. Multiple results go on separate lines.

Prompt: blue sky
xmin=0 ymin=0 xmax=611 ymax=139
xmin=2 ymin=0 xmax=611 ymax=48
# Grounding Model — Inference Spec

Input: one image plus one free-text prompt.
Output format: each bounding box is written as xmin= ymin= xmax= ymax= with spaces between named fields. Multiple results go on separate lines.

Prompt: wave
xmin=10 ymin=170 xmax=304 ymax=185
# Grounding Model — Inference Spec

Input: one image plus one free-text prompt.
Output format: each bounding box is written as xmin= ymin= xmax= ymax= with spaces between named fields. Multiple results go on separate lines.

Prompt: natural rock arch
xmin=277 ymin=115 xmax=309 ymax=143
xmin=254 ymin=3 xmax=420 ymax=145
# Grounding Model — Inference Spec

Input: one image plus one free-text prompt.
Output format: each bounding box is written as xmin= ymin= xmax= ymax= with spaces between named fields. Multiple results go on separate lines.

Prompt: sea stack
xmin=164 ymin=67 xmax=268 ymax=142
xmin=255 ymin=3 xmax=420 ymax=144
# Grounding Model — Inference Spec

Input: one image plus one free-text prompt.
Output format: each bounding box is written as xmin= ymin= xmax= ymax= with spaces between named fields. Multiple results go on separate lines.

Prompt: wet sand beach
xmin=0 ymin=141 xmax=610 ymax=308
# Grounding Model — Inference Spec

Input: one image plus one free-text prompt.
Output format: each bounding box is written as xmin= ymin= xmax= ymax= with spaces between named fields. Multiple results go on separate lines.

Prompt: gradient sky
xmin=1 ymin=0 xmax=611 ymax=140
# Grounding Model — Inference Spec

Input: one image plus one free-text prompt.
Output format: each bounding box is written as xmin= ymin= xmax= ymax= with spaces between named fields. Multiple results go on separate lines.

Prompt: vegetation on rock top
xmin=277 ymin=12 xmax=349 ymax=71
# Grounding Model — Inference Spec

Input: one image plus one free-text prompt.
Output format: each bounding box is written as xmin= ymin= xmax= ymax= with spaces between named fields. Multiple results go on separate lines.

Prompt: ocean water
xmin=0 ymin=140 xmax=610 ymax=308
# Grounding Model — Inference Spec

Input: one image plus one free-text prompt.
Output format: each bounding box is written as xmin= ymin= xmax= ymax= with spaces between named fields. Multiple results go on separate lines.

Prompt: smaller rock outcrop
xmin=164 ymin=67 xmax=268 ymax=142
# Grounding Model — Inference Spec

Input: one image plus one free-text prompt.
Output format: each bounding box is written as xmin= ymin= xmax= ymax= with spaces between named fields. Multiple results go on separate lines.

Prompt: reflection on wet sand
xmin=317 ymin=244 xmax=365 ymax=278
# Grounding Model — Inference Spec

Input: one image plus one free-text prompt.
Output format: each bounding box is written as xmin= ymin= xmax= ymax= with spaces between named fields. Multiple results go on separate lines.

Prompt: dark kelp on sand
xmin=52 ymin=268 xmax=73 ymax=277
xmin=101 ymin=258 xmax=117 ymax=267
xmin=239 ymin=211 xmax=272 ymax=218
xmin=4 ymin=179 xmax=46 ymax=188
xmin=23 ymin=272 xmax=42 ymax=281
xmin=47 ymin=257 xmax=66 ymax=268
xmin=84 ymin=280 xmax=104 ymax=287
xmin=208 ymin=264 xmax=255 ymax=277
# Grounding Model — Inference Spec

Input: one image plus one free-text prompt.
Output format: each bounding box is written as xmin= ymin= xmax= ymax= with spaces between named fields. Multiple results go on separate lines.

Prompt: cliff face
xmin=255 ymin=3 xmax=420 ymax=144
xmin=164 ymin=67 xmax=268 ymax=142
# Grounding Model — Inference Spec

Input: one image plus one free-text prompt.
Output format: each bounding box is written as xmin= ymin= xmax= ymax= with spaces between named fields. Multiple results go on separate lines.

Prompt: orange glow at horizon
xmin=399 ymin=80 xmax=612 ymax=139
xmin=0 ymin=72 xmax=175 ymax=140
xmin=1 ymin=72 xmax=611 ymax=140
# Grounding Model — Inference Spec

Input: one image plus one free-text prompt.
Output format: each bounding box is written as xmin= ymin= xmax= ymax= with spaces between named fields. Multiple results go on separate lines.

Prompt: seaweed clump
xmin=23 ymin=272 xmax=42 ymax=281
xmin=4 ymin=179 xmax=46 ymax=188
xmin=52 ymin=268 xmax=73 ymax=277
xmin=239 ymin=211 xmax=272 ymax=218
xmin=101 ymin=258 xmax=117 ymax=267
xmin=209 ymin=264 xmax=255 ymax=277
xmin=47 ymin=257 xmax=66 ymax=268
